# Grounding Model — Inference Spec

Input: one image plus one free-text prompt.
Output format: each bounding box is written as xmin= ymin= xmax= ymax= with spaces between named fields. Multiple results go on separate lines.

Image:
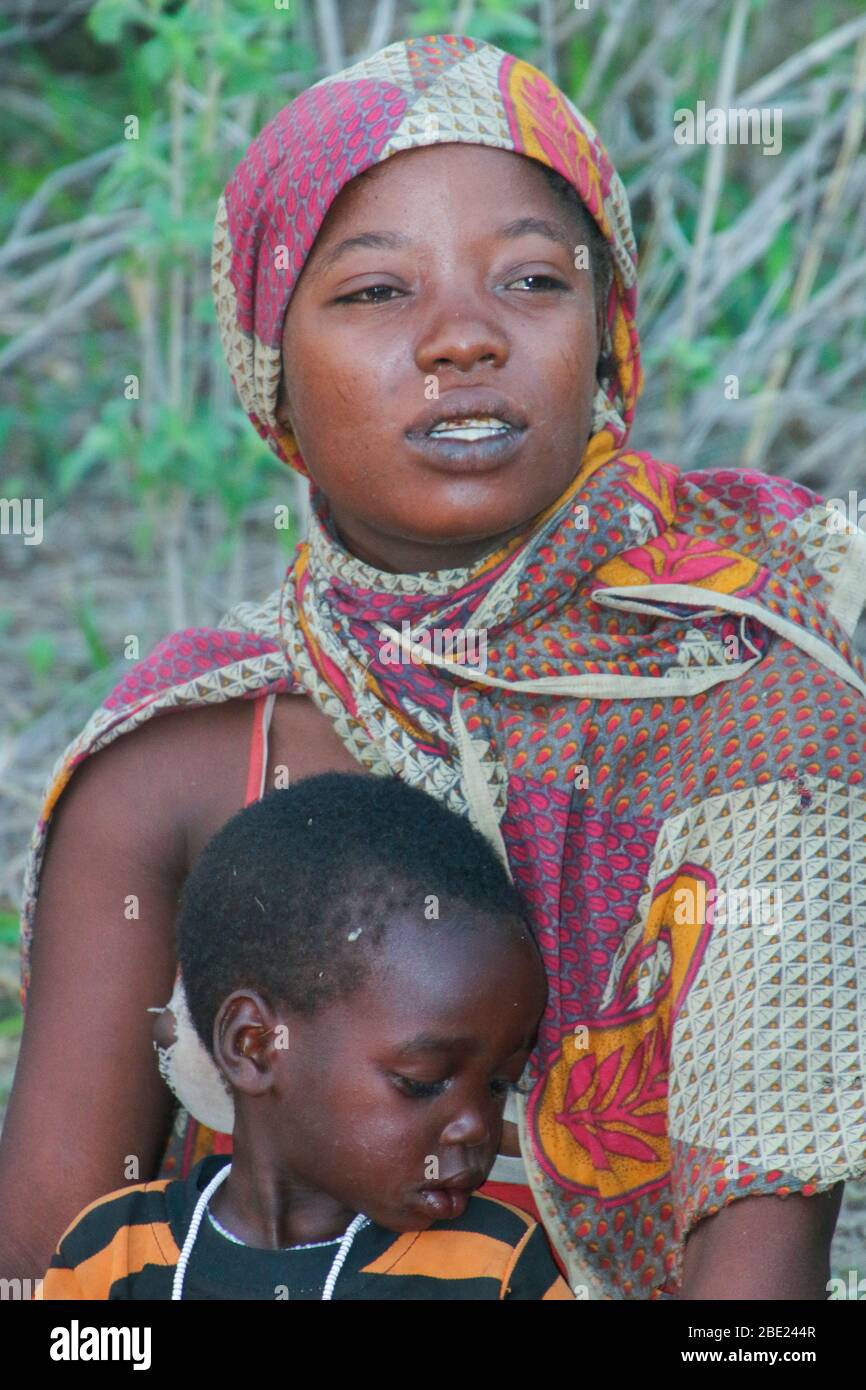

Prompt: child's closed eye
xmin=391 ymin=1074 xmax=526 ymax=1100
xmin=392 ymin=1075 xmax=448 ymax=1099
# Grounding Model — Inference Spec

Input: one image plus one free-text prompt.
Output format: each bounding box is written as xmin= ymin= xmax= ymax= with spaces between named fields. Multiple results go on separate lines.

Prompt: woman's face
xmin=277 ymin=143 xmax=604 ymax=573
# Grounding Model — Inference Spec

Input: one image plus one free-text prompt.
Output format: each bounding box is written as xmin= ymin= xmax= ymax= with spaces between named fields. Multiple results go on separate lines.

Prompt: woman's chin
xmin=387 ymin=517 xmax=534 ymax=565
xmin=392 ymin=493 xmax=546 ymax=548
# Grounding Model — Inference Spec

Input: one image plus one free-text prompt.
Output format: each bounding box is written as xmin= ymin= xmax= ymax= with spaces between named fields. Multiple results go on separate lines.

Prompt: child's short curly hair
xmin=177 ymin=772 xmax=529 ymax=1054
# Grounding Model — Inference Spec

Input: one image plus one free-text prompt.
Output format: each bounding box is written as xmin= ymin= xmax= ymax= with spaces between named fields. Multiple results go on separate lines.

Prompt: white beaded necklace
xmin=171 ymin=1163 xmax=370 ymax=1301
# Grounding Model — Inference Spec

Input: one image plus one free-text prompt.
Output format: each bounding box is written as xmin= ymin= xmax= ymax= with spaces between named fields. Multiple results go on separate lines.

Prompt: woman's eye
xmin=393 ymin=1075 xmax=448 ymax=1099
xmin=505 ymin=274 xmax=567 ymax=292
xmin=337 ymin=284 xmax=403 ymax=304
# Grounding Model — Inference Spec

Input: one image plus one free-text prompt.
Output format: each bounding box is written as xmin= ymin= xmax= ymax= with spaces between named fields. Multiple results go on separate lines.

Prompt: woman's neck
xmin=320 ymin=497 xmax=540 ymax=576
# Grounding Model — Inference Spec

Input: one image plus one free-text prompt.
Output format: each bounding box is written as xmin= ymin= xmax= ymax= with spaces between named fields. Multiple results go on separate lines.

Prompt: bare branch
xmin=741 ymin=34 xmax=866 ymax=468
xmin=0 ymin=211 xmax=144 ymax=269
xmin=452 ymin=1 xmax=476 ymax=35
xmin=786 ymin=414 xmax=866 ymax=481
xmin=737 ymin=14 xmax=866 ymax=108
xmin=680 ymin=0 xmax=750 ymax=343
xmin=359 ymin=0 xmax=396 ymax=58
xmin=0 ymin=0 xmax=91 ymax=51
xmin=0 ymin=266 xmax=120 ymax=373
xmin=0 ymin=231 xmax=139 ymax=310
xmin=314 ymin=0 xmax=345 ymax=75
xmin=539 ymin=0 xmax=557 ymax=86
xmin=578 ymin=0 xmax=638 ymax=110
xmin=8 ymin=145 xmax=127 ymax=243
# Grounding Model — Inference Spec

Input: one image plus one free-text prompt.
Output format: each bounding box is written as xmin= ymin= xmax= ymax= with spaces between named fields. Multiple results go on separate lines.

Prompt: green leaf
xmin=131 ymin=514 xmax=155 ymax=561
xmin=58 ymin=397 xmax=139 ymax=497
xmin=0 ymin=912 xmax=20 ymax=945
xmin=87 ymin=0 xmax=140 ymax=46
xmin=409 ymin=7 xmax=453 ymax=38
xmin=70 ymin=593 xmax=112 ymax=672
xmin=566 ymin=39 xmax=592 ymax=97
xmin=471 ymin=12 xmax=539 ymax=44
xmin=0 ymin=409 xmax=20 ymax=452
xmin=766 ymin=224 xmax=792 ymax=288
xmin=24 ymin=633 xmax=58 ymax=680
xmin=137 ymin=37 xmax=174 ymax=86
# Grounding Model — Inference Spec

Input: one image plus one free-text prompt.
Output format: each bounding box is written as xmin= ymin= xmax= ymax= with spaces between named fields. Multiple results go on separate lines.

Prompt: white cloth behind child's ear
xmin=152 ymin=972 xmax=235 ymax=1133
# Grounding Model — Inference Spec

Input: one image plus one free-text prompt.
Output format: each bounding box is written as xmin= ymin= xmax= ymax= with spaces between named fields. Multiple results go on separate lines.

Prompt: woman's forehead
xmin=308 ymin=144 xmax=579 ymax=243
xmin=348 ymin=141 xmax=551 ymax=186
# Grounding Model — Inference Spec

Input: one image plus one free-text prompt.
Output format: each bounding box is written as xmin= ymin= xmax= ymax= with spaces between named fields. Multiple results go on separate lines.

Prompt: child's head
xmin=177 ymin=773 xmax=546 ymax=1231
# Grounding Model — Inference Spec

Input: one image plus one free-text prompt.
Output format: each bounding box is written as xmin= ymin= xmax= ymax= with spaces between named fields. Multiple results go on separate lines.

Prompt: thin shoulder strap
xmin=243 ymin=691 xmax=277 ymax=806
xmin=161 ymin=692 xmax=278 ymax=1100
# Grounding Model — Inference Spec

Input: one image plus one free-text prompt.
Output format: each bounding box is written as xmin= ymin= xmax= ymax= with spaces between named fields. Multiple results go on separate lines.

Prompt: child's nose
xmin=439 ymin=1102 xmax=493 ymax=1150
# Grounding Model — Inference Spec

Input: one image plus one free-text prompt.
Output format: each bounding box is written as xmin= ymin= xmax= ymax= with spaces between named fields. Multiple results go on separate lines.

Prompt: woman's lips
xmin=403 ymin=424 xmax=527 ymax=473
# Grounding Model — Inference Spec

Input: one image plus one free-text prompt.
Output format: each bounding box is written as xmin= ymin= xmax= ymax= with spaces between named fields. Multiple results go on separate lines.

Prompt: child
xmin=39 ymin=773 xmax=572 ymax=1300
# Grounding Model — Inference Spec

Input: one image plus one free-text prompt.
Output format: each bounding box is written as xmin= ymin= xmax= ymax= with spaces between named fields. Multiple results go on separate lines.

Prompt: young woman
xmin=2 ymin=33 xmax=864 ymax=1300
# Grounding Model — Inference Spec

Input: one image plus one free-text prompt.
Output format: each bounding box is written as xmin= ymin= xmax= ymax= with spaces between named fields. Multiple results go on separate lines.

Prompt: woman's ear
xmin=595 ymin=296 xmax=605 ymax=355
xmin=594 ymin=279 xmax=615 ymax=387
xmin=275 ymin=372 xmax=292 ymax=430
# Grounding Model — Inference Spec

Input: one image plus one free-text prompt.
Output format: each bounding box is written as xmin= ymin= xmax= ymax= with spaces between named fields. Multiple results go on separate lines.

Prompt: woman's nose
xmin=414 ymin=288 xmax=509 ymax=376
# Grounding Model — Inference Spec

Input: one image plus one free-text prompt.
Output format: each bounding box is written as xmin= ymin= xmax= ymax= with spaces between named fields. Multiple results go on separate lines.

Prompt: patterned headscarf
xmin=211 ymin=32 xmax=641 ymax=475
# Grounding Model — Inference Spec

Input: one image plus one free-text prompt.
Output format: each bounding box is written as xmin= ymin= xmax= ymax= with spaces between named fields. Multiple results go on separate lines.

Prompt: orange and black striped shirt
xmin=39 ymin=1156 xmax=574 ymax=1301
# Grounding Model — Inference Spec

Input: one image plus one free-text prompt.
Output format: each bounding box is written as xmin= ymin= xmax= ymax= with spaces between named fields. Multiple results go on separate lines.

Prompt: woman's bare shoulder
xmin=47 ymin=689 xmax=366 ymax=882
xmin=54 ymin=696 xmax=254 ymax=869
xmin=76 ymin=691 xmax=363 ymax=862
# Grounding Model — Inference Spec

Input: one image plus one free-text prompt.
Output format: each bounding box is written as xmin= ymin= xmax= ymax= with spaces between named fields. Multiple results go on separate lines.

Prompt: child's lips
xmin=418 ymin=1187 xmax=473 ymax=1220
xmin=416 ymin=1170 xmax=485 ymax=1220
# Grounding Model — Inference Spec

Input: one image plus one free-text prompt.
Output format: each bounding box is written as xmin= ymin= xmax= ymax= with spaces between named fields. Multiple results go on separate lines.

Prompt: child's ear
xmin=214 ymin=992 xmax=282 ymax=1095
